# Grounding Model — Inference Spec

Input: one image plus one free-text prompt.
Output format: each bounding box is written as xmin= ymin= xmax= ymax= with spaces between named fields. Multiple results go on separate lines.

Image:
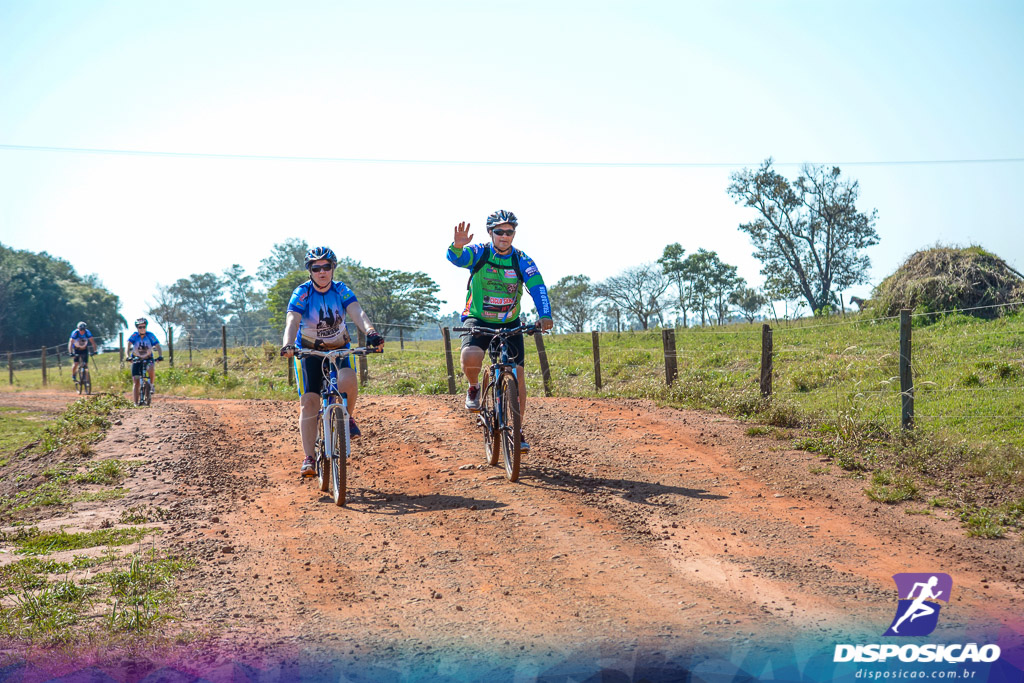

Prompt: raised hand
xmin=453 ymin=221 xmax=473 ymax=249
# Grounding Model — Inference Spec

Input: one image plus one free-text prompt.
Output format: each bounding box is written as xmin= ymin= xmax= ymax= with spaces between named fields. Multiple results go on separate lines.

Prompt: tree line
xmin=1 ymin=158 xmax=878 ymax=347
xmin=0 ymin=243 xmax=125 ymax=350
xmin=148 ymin=238 xmax=446 ymax=347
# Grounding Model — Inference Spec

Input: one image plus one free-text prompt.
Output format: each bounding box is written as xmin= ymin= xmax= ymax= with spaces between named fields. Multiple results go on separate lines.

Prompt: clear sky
xmin=2 ymin=0 xmax=1022 ymax=340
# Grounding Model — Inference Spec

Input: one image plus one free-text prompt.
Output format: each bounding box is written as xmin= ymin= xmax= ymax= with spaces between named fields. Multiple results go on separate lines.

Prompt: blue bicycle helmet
xmin=486 ymin=210 xmax=518 ymax=230
xmin=304 ymin=246 xmax=338 ymax=269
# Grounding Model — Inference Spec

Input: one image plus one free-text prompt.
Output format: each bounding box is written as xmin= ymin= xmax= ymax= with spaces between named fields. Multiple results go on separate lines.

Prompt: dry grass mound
xmin=871 ymin=245 xmax=1024 ymax=318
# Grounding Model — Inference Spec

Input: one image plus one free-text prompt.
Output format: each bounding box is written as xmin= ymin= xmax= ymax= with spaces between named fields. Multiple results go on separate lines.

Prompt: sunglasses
xmin=309 ymin=264 xmax=333 ymax=273
xmin=136 ymin=325 xmax=146 ymax=329
xmin=490 ymin=228 xmax=515 ymax=237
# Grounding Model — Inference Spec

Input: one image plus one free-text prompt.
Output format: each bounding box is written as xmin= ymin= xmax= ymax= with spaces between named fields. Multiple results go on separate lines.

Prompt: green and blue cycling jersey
xmin=447 ymin=243 xmax=551 ymax=323
xmin=287 ymin=280 xmax=358 ymax=350
xmin=69 ymin=329 xmax=93 ymax=350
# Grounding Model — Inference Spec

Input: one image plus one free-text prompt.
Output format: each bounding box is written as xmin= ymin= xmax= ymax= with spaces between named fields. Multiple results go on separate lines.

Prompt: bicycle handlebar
xmin=453 ymin=323 xmax=544 ymax=336
xmin=293 ymin=346 xmax=382 ymax=360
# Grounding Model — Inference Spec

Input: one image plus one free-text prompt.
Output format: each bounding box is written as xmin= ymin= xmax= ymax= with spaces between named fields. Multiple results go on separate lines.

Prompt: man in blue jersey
xmin=447 ymin=210 xmax=553 ymax=451
xmin=127 ymin=318 xmax=162 ymax=404
xmin=280 ymin=246 xmax=384 ymax=477
xmin=68 ymin=322 xmax=98 ymax=387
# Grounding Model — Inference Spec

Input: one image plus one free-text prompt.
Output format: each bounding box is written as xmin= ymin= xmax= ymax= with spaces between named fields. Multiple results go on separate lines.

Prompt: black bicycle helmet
xmin=304 ymin=246 xmax=338 ymax=269
xmin=486 ymin=210 xmax=518 ymax=229
xmin=77 ymin=321 xmax=87 ymax=330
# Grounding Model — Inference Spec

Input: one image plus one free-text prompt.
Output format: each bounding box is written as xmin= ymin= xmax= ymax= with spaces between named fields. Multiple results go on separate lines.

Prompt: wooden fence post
xmin=357 ymin=329 xmax=368 ymax=387
xmin=900 ymin=309 xmax=914 ymax=430
xmin=119 ymin=332 xmax=124 ymax=369
xmin=7 ymin=352 xmax=12 ymax=385
xmin=760 ymin=323 xmax=773 ymax=397
xmin=592 ymin=331 xmax=602 ymax=390
xmin=662 ymin=328 xmax=677 ymax=385
xmin=168 ymin=328 xmax=174 ymax=368
xmin=534 ymin=331 xmax=552 ymax=397
xmin=41 ymin=346 xmax=47 ymax=386
xmin=56 ymin=349 xmax=62 ymax=376
xmin=399 ymin=327 xmax=404 ymax=350
xmin=188 ymin=335 xmax=193 ymax=364
xmin=442 ymin=327 xmax=457 ymax=395
xmin=222 ymin=325 xmax=228 ymax=376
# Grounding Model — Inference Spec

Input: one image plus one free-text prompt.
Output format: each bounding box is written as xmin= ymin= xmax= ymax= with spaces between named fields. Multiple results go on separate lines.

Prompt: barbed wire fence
xmin=6 ymin=305 xmax=1023 ymax=445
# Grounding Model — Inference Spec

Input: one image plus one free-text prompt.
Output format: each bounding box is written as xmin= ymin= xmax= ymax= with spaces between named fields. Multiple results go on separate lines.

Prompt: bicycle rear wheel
xmin=498 ymin=371 xmax=521 ymax=482
xmin=316 ymin=417 xmax=330 ymax=492
xmin=83 ymin=369 xmax=91 ymax=395
xmin=330 ymin=409 xmax=348 ymax=506
xmin=480 ymin=379 xmax=499 ymax=466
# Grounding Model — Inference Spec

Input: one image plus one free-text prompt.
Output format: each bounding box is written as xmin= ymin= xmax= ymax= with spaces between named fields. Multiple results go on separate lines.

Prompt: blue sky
xmin=1 ymin=1 xmax=1022 ymax=338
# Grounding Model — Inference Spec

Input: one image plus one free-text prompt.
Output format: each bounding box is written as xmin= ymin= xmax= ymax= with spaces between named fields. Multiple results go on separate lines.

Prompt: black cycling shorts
xmin=294 ymin=353 xmax=352 ymax=397
xmin=72 ymin=349 xmax=90 ymax=365
xmin=460 ymin=317 xmax=525 ymax=366
xmin=131 ymin=359 xmax=154 ymax=377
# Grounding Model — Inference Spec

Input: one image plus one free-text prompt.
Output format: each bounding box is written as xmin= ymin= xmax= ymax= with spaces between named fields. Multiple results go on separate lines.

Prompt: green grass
xmin=0 ymin=407 xmax=49 ymax=464
xmin=10 ymin=526 xmax=153 ymax=555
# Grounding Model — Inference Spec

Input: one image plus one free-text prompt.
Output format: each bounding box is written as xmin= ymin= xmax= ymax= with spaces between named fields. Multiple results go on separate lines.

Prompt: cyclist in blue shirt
xmin=68 ymin=322 xmax=98 ymax=387
xmin=127 ymin=318 xmax=162 ymax=404
xmin=280 ymin=246 xmax=384 ymax=477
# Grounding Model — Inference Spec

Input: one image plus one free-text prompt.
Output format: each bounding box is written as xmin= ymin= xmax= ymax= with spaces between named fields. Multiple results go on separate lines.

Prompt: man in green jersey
xmin=446 ymin=209 xmax=553 ymax=451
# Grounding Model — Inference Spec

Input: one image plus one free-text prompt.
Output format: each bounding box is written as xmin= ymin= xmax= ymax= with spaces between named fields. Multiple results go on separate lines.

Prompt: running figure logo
xmin=884 ymin=573 xmax=952 ymax=636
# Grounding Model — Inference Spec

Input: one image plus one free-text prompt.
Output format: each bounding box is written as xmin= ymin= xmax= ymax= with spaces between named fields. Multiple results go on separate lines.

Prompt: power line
xmin=2 ymin=143 xmax=1024 ymax=169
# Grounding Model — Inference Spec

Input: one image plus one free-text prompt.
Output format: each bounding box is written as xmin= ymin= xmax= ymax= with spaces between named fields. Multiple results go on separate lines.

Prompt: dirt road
xmin=4 ymin=392 xmax=1024 ymax=668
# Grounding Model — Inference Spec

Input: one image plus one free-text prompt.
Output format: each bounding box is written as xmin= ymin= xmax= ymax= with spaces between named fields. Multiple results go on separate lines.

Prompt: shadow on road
xmin=520 ymin=464 xmax=727 ymax=506
xmin=324 ymin=489 xmax=508 ymax=515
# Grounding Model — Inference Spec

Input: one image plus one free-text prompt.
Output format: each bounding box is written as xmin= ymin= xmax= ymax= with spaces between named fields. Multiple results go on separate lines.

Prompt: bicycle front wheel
xmin=498 ymin=371 xmax=521 ymax=482
xmin=480 ymin=381 xmax=499 ymax=466
xmin=84 ymin=369 xmax=91 ymax=395
xmin=141 ymin=382 xmax=152 ymax=406
xmin=330 ymin=409 xmax=348 ymax=506
xmin=317 ymin=416 xmax=330 ymax=492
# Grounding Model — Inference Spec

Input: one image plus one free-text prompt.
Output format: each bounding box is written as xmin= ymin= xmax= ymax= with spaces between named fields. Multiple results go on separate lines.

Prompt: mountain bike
xmin=73 ymin=351 xmax=93 ymax=395
xmin=294 ymin=346 xmax=381 ymax=507
xmin=454 ymin=322 xmax=541 ymax=482
xmin=129 ymin=356 xmax=162 ymax=406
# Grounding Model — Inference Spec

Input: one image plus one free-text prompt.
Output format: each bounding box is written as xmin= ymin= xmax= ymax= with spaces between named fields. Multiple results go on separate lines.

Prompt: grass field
xmin=3 ymin=311 xmax=1023 ymax=536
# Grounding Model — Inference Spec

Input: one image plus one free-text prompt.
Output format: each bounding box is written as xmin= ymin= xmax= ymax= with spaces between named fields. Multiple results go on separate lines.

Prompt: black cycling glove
xmin=366 ymin=332 xmax=384 ymax=348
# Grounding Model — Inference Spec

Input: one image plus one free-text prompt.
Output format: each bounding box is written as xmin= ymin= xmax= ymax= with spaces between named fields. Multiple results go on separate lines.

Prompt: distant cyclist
xmin=280 ymin=246 xmax=384 ymax=477
xmin=126 ymin=318 xmax=162 ymax=404
xmin=68 ymin=322 xmax=98 ymax=385
xmin=447 ymin=210 xmax=553 ymax=451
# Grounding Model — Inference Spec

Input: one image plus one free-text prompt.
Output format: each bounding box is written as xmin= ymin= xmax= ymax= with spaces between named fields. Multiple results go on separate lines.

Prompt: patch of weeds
xmin=74 ymin=460 xmax=128 ymax=485
xmin=759 ymin=401 xmax=801 ymax=428
xmin=13 ymin=526 xmax=153 ymax=555
xmin=864 ymin=470 xmax=919 ymax=503
xmin=41 ymin=395 xmax=132 ymax=454
xmin=961 ymin=373 xmax=982 ymax=388
xmin=746 ymin=426 xmax=769 ymax=437
xmin=904 ymin=508 xmax=932 ymax=516
xmin=808 ymin=465 xmax=829 ymax=475
xmin=119 ymin=505 xmax=169 ymax=524
xmin=1 ymin=579 xmax=94 ymax=643
xmin=835 ymin=451 xmax=868 ymax=472
xmin=770 ymin=429 xmax=794 ymax=441
xmin=104 ymin=551 xmax=193 ymax=633
xmin=928 ymin=497 xmax=953 ymax=508
xmin=960 ymin=508 xmax=1004 ymax=539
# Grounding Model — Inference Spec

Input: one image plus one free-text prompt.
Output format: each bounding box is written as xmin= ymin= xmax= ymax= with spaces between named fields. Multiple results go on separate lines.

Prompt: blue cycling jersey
xmin=69 ymin=329 xmax=93 ymax=349
xmin=287 ymin=280 xmax=358 ymax=350
xmin=127 ymin=331 xmax=160 ymax=358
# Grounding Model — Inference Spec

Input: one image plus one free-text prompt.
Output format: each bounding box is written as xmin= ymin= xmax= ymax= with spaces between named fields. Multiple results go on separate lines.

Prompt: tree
xmin=683 ymin=249 xmax=718 ymax=326
xmin=658 ymin=243 xmax=695 ymax=328
xmin=256 ymin=238 xmax=309 ymax=288
xmin=710 ymin=264 xmax=741 ymax=325
xmin=337 ymin=262 xmax=443 ymax=336
xmin=729 ymin=285 xmax=768 ymax=323
xmin=266 ymin=270 xmax=310 ymax=329
xmin=166 ymin=273 xmax=230 ymax=346
xmin=728 ymin=159 xmax=879 ymax=315
xmin=594 ymin=264 xmax=669 ymax=331
xmin=548 ymin=275 xmax=595 ymax=333
xmin=0 ymin=243 xmax=125 ymax=349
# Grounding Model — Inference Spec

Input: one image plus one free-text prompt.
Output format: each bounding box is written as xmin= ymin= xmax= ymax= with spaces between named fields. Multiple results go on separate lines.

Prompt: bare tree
xmin=728 ymin=159 xmax=879 ymax=315
xmin=594 ymin=264 xmax=670 ymax=330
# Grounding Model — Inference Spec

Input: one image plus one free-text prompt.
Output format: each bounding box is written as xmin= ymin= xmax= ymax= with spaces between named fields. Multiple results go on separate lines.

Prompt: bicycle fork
xmin=322 ymin=398 xmax=351 ymax=462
